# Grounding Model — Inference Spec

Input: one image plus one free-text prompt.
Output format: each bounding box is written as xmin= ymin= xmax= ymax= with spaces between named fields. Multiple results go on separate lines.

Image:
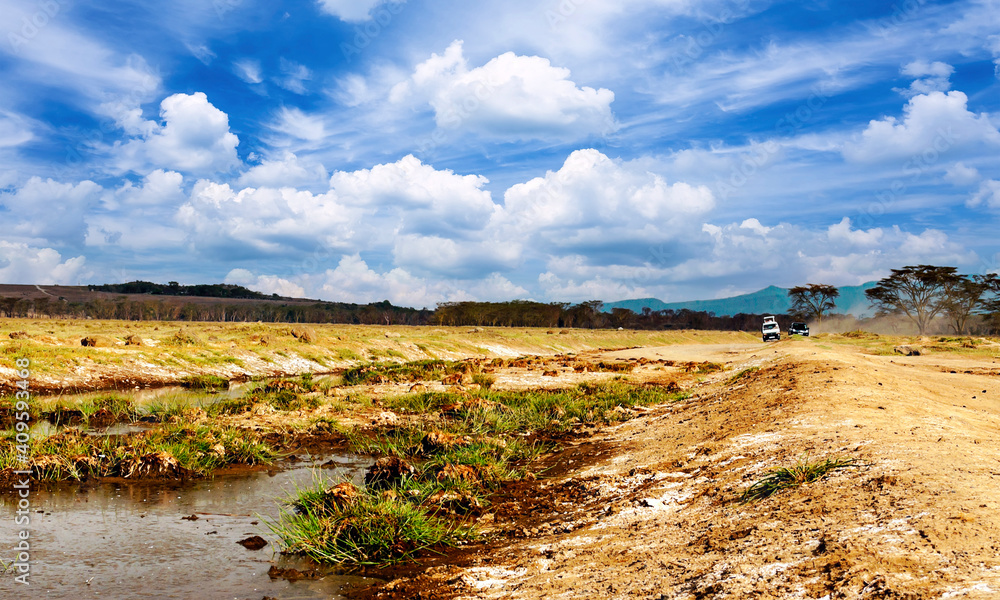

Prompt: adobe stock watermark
xmin=545 ymin=0 xmax=589 ymax=30
xmin=713 ymin=81 xmax=835 ymax=202
xmin=7 ymin=0 xmax=63 ymax=54
xmin=213 ymin=0 xmax=244 ymax=20
xmin=872 ymin=0 xmax=928 ymax=40
xmin=57 ymin=71 xmax=159 ymax=180
xmin=8 ymin=358 xmax=33 ymax=585
xmin=340 ymin=2 xmax=406 ymax=61
xmin=855 ymin=126 xmax=956 ymax=229
xmin=667 ymin=0 xmax=752 ymax=73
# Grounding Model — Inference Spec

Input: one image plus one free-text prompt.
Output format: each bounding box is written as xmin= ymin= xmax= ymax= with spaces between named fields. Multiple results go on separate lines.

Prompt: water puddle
xmin=0 ymin=454 xmax=378 ymax=599
xmin=29 ymin=421 xmax=152 ymax=437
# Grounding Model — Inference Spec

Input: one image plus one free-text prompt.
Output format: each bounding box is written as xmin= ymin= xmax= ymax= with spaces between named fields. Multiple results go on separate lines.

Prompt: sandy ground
xmin=361 ymin=339 xmax=1000 ymax=599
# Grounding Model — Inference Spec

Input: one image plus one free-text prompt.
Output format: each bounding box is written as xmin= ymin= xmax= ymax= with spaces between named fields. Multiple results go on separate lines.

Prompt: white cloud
xmin=676 ymin=218 xmax=975 ymax=288
xmin=270 ymin=107 xmax=327 ymax=142
xmin=277 ymin=58 xmax=312 ymax=94
xmin=237 ymin=152 xmax=328 ymax=189
xmin=187 ymin=43 xmax=216 ymax=65
xmin=500 ymin=149 xmax=714 ymax=254
xmin=316 ymin=254 xmax=470 ymax=307
xmin=968 ymin=179 xmax=1000 ymax=209
xmin=116 ymin=93 xmax=240 ymax=175
xmin=945 ymin=162 xmax=981 ymax=186
xmin=826 ymin=217 xmax=882 ymax=247
xmin=897 ymin=60 xmax=953 ymax=97
xmin=177 ymin=182 xmax=361 ymax=258
xmin=316 ymin=258 xmax=527 ymax=306
xmin=2 ymin=0 xmax=162 ymax=110
xmin=112 ymin=170 xmax=186 ymax=207
xmin=0 ymin=177 xmax=102 ymax=245
xmin=330 ymin=154 xmax=496 ymax=233
xmin=0 ymin=110 xmax=34 ymax=148
xmin=843 ymin=91 xmax=1000 ymax=162
xmin=390 ymin=41 xmax=615 ymax=141
xmin=224 ymin=268 xmax=306 ymax=298
xmin=315 ymin=0 xmax=402 ymax=22
xmin=391 ymin=234 xmax=521 ymax=277
xmin=0 ymin=241 xmax=87 ymax=284
xmin=234 ymin=59 xmax=263 ymax=84
xmin=538 ymin=271 xmax=647 ymax=303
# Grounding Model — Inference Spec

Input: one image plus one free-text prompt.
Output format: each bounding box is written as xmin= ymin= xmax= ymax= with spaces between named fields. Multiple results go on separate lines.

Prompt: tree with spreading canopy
xmin=865 ymin=265 xmax=961 ymax=335
xmin=939 ymin=273 xmax=999 ymax=334
xmin=787 ymin=284 xmax=840 ymax=322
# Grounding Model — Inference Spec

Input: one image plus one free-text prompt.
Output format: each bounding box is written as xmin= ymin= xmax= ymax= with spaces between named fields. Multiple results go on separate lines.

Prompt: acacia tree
xmin=865 ymin=265 xmax=961 ymax=335
xmin=939 ymin=274 xmax=999 ymax=334
xmin=787 ymin=284 xmax=840 ymax=322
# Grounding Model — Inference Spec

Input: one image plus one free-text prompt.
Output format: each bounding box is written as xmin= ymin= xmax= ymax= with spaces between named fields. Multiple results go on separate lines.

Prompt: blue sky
xmin=1 ymin=0 xmax=998 ymax=307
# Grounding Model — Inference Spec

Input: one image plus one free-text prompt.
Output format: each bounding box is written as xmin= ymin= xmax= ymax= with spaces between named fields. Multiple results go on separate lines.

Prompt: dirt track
xmin=363 ymin=339 xmax=1000 ymax=599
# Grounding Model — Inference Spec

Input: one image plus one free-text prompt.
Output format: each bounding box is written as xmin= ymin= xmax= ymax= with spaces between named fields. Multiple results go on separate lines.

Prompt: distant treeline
xmin=89 ymin=281 xmax=273 ymax=300
xmin=0 ymin=289 xmax=802 ymax=331
xmin=0 ymin=296 xmax=432 ymax=325
xmin=433 ymin=300 xmax=795 ymax=331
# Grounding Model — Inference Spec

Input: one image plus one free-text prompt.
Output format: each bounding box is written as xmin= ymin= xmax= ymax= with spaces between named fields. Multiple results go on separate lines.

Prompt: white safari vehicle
xmin=762 ymin=316 xmax=781 ymax=342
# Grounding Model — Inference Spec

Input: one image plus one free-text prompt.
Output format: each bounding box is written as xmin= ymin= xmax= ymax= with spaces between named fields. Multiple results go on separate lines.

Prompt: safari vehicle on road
xmin=788 ymin=322 xmax=809 ymax=336
xmin=762 ymin=316 xmax=780 ymax=342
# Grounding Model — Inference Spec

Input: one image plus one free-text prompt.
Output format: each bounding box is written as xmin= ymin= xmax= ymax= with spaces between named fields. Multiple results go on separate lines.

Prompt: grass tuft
xmin=267 ymin=476 xmax=469 ymax=566
xmin=740 ymin=456 xmax=861 ymax=503
xmin=181 ymin=374 xmax=230 ymax=390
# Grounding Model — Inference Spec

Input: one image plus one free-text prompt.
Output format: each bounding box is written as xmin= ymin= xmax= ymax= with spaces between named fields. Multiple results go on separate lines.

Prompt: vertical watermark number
xmin=11 ymin=358 xmax=32 ymax=585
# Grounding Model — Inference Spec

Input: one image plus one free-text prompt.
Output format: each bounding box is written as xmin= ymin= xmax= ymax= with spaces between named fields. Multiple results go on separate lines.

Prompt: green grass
xmin=472 ymin=372 xmax=495 ymax=389
xmin=267 ymin=476 xmax=470 ymax=566
xmin=740 ymin=456 xmax=861 ymax=503
xmin=270 ymin=379 xmax=688 ymax=566
xmin=342 ymin=360 xmax=472 ymax=386
xmin=180 ymin=374 xmax=230 ymax=390
xmin=0 ymin=422 xmax=277 ymax=481
xmin=726 ymin=367 xmax=759 ymax=385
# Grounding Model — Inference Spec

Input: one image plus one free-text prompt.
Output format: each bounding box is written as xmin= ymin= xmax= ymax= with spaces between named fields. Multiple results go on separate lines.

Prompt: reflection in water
xmin=0 ymin=454 xmax=378 ymax=600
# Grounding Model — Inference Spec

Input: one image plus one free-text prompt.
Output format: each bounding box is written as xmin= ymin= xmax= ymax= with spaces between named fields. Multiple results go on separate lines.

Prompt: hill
xmin=604 ymin=282 xmax=878 ymax=317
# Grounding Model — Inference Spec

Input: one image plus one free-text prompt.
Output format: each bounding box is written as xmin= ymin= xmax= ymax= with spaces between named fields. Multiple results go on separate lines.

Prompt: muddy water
xmin=0 ymin=455 xmax=378 ymax=599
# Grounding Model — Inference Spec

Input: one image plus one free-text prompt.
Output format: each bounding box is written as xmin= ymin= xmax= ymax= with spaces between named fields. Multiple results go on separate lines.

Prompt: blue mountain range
xmin=603 ymin=283 xmax=878 ymax=317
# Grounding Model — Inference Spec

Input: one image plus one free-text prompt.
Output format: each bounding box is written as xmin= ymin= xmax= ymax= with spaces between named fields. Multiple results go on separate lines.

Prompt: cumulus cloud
xmin=0 ymin=242 xmax=87 ymax=284
xmin=177 ymin=182 xmax=360 ymax=259
xmin=177 ymin=154 xmax=504 ymax=265
xmin=537 ymin=271 xmax=650 ymax=303
xmin=315 ymin=0 xmax=402 ymax=22
xmin=0 ymin=177 xmax=102 ymax=246
xmin=968 ymin=179 xmax=1000 ymax=209
xmin=310 ymin=254 xmax=525 ymax=307
xmin=896 ymin=60 xmax=953 ymax=97
xmin=843 ymin=91 xmax=1000 ymax=162
xmin=111 ymin=169 xmax=186 ymax=207
xmin=330 ymin=154 xmax=497 ymax=235
xmin=390 ymin=41 xmax=615 ymax=141
xmin=391 ymin=234 xmax=521 ymax=278
xmin=499 ymin=149 xmax=714 ymax=263
xmin=684 ymin=217 xmax=974 ymax=288
xmin=116 ymin=92 xmax=240 ymax=175
xmin=945 ymin=162 xmax=981 ymax=186
xmin=316 ymin=254 xmax=470 ymax=307
xmin=237 ymin=152 xmax=329 ymax=189
xmin=225 ymin=268 xmax=306 ymax=298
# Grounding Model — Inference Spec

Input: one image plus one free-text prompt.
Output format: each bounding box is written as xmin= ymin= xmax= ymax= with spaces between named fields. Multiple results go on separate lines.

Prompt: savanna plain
xmin=1 ymin=320 xmax=999 ymax=600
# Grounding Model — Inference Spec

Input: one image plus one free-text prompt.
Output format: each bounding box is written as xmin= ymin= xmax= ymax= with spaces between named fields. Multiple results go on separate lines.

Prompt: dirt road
xmin=367 ymin=339 xmax=1000 ymax=599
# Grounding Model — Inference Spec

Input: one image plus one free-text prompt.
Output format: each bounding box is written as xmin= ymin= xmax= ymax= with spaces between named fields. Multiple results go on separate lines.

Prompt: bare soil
xmin=345 ymin=338 xmax=1000 ymax=599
